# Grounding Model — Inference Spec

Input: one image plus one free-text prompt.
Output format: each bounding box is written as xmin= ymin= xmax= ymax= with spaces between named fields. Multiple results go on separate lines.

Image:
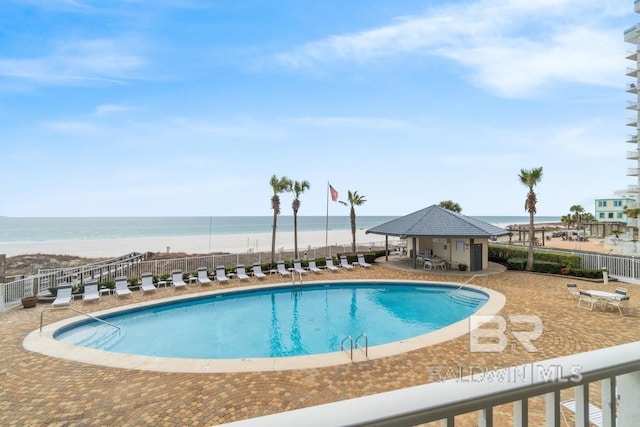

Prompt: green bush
xmin=507 ymin=258 xmax=527 ymax=271
xmin=489 ymin=245 xmax=580 ymax=268
xmin=531 ymin=260 xmax=562 ymax=275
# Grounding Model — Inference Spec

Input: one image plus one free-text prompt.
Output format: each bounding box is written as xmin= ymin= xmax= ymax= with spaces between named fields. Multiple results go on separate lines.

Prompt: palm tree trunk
xmin=527 ymin=211 xmax=535 ymax=271
xmin=350 ymin=207 xmax=356 ymax=252
xmin=271 ymin=212 xmax=278 ymax=267
xmin=293 ymin=208 xmax=299 ymax=258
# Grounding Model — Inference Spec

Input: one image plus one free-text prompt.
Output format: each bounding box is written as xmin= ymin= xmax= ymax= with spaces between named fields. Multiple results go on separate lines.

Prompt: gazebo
xmin=366 ymin=205 xmax=511 ymax=271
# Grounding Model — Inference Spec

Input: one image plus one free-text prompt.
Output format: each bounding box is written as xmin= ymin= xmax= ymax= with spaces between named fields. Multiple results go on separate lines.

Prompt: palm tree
xmin=269 ymin=175 xmax=292 ymax=267
xmin=291 ymin=179 xmax=311 ymax=258
xmin=518 ymin=167 xmax=543 ymax=271
xmin=438 ymin=200 xmax=462 ymax=213
xmin=569 ymin=205 xmax=584 ymax=229
xmin=346 ymin=190 xmax=367 ymax=252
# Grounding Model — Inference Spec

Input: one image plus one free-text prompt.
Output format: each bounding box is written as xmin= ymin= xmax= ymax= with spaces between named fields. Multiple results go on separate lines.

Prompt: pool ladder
xmin=291 ymin=270 xmax=303 ymax=288
xmin=341 ymin=333 xmax=368 ymax=360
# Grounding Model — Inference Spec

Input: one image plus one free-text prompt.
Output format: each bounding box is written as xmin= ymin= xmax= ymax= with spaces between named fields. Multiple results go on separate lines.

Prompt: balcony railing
xmin=627 ymin=168 xmax=639 ymax=176
xmin=627 ymin=117 xmax=638 ymax=127
xmin=223 ymin=341 xmax=640 ymax=426
xmin=627 ymin=101 xmax=638 ymax=110
xmin=627 ymin=67 xmax=639 ymax=78
xmin=625 ymin=23 xmax=640 ymax=43
xmin=627 ymin=82 xmax=638 ymax=93
xmin=627 ymin=49 xmax=639 ymax=61
xmin=627 ymin=150 xmax=639 ymax=160
xmin=627 ymin=134 xmax=638 ymax=143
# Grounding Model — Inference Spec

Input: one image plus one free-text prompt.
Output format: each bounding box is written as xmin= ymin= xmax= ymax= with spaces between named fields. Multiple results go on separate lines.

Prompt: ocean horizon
xmin=0 ymin=215 xmax=561 ymax=244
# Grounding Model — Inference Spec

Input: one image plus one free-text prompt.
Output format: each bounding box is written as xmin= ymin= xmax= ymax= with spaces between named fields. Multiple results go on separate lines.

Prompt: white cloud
xmin=274 ymin=0 xmax=627 ymax=98
xmin=0 ymin=38 xmax=145 ymax=85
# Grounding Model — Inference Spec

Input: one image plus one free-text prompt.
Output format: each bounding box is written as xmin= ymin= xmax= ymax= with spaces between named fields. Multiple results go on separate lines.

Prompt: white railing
xmin=222 ymin=341 xmax=640 ymax=426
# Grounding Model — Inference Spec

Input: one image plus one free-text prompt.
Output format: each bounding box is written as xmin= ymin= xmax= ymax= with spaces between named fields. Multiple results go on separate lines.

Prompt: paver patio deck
xmin=1 ymin=257 xmax=637 ymax=426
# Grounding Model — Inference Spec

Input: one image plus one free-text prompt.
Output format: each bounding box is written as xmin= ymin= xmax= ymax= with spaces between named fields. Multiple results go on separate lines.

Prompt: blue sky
xmin=0 ymin=0 xmax=634 ymax=218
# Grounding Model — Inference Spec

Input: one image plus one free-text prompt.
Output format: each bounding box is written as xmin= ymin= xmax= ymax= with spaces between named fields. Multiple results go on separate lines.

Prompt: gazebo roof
xmin=366 ymin=205 xmax=510 ymax=238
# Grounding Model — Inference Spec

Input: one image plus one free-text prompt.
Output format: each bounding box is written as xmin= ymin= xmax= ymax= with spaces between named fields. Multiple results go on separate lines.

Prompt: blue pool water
xmin=55 ymin=283 xmax=488 ymax=359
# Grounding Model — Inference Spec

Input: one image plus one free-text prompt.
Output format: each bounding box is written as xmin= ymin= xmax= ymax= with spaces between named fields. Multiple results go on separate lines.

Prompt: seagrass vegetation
xmin=518 ymin=167 xmax=543 ymax=272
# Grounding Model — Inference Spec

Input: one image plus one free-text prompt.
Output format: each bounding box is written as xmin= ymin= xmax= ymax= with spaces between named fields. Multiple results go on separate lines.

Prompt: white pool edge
xmin=23 ymin=280 xmax=505 ymax=373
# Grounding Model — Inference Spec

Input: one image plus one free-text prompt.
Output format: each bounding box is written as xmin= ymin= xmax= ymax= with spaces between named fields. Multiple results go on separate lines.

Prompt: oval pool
xmin=25 ymin=280 xmax=505 ymax=372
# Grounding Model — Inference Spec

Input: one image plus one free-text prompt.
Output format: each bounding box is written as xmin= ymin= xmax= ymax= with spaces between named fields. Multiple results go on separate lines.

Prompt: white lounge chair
xmin=172 ymin=270 xmax=188 ymax=290
xmin=339 ymin=256 xmax=354 ymax=270
xmin=293 ymin=260 xmax=307 ymax=275
xmin=114 ymin=276 xmax=133 ymax=299
xmin=140 ymin=272 xmax=156 ymax=295
xmin=307 ymin=260 xmax=322 ymax=274
xmin=606 ymin=295 xmax=630 ymax=316
xmin=197 ymin=267 xmax=212 ymax=286
xmin=561 ymin=399 xmax=604 ymax=427
xmin=215 ymin=266 xmax=229 ymax=283
xmin=276 ymin=261 xmax=291 ymax=276
xmin=566 ymin=283 xmax=580 ymax=299
xmin=325 ymin=257 xmax=339 ymax=272
xmin=357 ymin=254 xmax=372 ymax=268
xmin=577 ymin=291 xmax=600 ymax=311
xmin=82 ymin=280 xmax=101 ymax=304
xmin=236 ymin=264 xmax=250 ymax=281
xmin=252 ymin=263 xmax=267 ymax=279
xmin=52 ymin=285 xmax=73 ymax=307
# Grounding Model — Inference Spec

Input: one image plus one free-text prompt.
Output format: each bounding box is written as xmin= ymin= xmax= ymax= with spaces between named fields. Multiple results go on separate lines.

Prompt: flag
xmin=329 ymin=184 xmax=338 ymax=202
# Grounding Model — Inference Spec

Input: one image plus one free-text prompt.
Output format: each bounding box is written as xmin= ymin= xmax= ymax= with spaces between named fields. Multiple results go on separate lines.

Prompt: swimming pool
xmin=25 ymin=280 xmax=505 ymax=372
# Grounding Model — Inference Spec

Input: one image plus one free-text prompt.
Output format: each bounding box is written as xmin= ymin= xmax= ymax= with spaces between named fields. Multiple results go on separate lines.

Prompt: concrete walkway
xmin=0 ymin=261 xmax=637 ymax=426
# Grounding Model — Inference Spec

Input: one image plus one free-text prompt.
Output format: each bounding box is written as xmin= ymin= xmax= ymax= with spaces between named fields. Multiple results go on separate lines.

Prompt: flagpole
xmin=325 ymin=181 xmax=330 ymax=257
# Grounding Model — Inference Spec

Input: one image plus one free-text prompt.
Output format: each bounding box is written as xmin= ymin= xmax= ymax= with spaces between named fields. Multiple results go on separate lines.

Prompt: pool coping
xmin=23 ymin=279 xmax=505 ymax=373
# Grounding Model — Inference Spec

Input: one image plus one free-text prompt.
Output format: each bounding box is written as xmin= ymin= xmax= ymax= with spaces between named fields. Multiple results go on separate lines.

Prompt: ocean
xmin=0 ymin=215 xmax=560 ymax=243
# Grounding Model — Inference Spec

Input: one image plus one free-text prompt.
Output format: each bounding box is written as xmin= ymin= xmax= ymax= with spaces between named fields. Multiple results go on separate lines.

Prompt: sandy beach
xmin=1 ymin=229 xmax=393 ymax=258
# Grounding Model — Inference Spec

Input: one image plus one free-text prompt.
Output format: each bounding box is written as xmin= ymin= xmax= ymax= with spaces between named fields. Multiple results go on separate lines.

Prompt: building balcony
xmin=627 ymin=150 xmax=640 ymax=160
xmin=230 ymin=342 xmax=640 ymax=427
xmin=627 ymin=82 xmax=638 ymax=94
xmin=627 ymin=49 xmax=639 ymax=61
xmin=636 ymin=0 xmax=640 ymax=14
xmin=627 ymin=134 xmax=638 ymax=143
xmin=627 ymin=101 xmax=638 ymax=110
xmin=628 ymin=184 xmax=639 ymax=192
xmin=625 ymin=23 xmax=640 ymax=43
xmin=627 ymin=67 xmax=639 ymax=78
xmin=627 ymin=116 xmax=638 ymax=127
xmin=627 ymin=167 xmax=639 ymax=176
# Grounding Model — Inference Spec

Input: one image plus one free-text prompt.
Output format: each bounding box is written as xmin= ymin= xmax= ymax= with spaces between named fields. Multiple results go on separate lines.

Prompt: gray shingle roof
xmin=366 ymin=205 xmax=510 ymax=238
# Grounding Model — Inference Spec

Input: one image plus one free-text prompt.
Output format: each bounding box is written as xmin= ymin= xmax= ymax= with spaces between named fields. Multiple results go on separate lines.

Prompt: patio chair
xmin=114 ymin=276 xmax=133 ymax=299
xmin=172 ymin=269 xmax=188 ymax=290
xmin=215 ymin=266 xmax=230 ymax=283
xmin=357 ymin=254 xmax=372 ymax=268
xmin=339 ymin=256 xmax=354 ymax=270
xmin=236 ymin=264 xmax=250 ymax=281
xmin=614 ymin=287 xmax=628 ymax=296
xmin=140 ymin=272 xmax=156 ymax=295
xmin=52 ymin=285 xmax=73 ymax=307
xmin=560 ymin=399 xmax=603 ymax=427
xmin=276 ymin=261 xmax=291 ymax=276
xmin=83 ymin=280 xmax=101 ymax=304
xmin=197 ymin=267 xmax=212 ymax=286
xmin=577 ymin=291 xmax=601 ymax=311
xmin=252 ymin=263 xmax=267 ymax=279
xmin=293 ymin=260 xmax=307 ymax=275
xmin=325 ymin=257 xmax=339 ymax=272
xmin=566 ymin=283 xmax=580 ymax=299
xmin=307 ymin=260 xmax=322 ymax=274
xmin=606 ymin=295 xmax=631 ymax=316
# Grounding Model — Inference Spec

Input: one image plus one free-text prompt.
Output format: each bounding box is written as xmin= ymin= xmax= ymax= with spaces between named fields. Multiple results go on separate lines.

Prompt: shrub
xmin=507 ymin=258 xmax=527 ymax=271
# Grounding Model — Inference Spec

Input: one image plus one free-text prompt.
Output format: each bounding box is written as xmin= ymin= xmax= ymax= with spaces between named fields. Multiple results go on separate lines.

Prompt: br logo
xmin=469 ymin=315 xmax=543 ymax=352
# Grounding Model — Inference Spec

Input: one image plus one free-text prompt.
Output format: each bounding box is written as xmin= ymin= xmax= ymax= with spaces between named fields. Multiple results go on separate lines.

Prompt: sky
xmin=0 ymin=0 xmax=635 ymax=218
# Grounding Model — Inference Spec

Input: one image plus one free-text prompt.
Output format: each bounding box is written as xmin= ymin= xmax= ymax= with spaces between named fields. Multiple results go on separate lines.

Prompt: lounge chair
xmin=606 ymin=295 xmax=630 ymax=316
xmin=236 ymin=264 xmax=250 ymax=281
xmin=614 ymin=287 xmax=628 ymax=296
xmin=252 ymin=263 xmax=267 ymax=279
xmin=82 ymin=280 xmax=101 ymax=304
xmin=215 ymin=266 xmax=230 ymax=283
xmin=197 ymin=267 xmax=212 ymax=286
xmin=140 ymin=272 xmax=157 ymax=295
xmin=339 ymin=256 xmax=355 ymax=270
xmin=293 ymin=260 xmax=307 ymax=275
xmin=357 ymin=254 xmax=372 ymax=268
xmin=172 ymin=269 xmax=188 ymax=290
xmin=276 ymin=261 xmax=291 ymax=276
xmin=561 ymin=399 xmax=604 ymax=427
xmin=307 ymin=260 xmax=322 ymax=274
xmin=577 ymin=291 xmax=600 ymax=311
xmin=52 ymin=285 xmax=73 ymax=307
xmin=114 ymin=276 xmax=133 ymax=299
xmin=566 ymin=283 xmax=580 ymax=299
xmin=325 ymin=257 xmax=339 ymax=272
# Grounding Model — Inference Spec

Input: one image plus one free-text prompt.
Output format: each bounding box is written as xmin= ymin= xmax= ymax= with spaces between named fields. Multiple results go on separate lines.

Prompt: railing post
xmin=478 ymin=407 xmax=493 ymax=427
xmin=617 ymin=370 xmax=640 ymax=427
xmin=545 ymin=390 xmax=560 ymax=427
xmin=574 ymin=384 xmax=589 ymax=427
xmin=601 ymin=377 xmax=616 ymax=427
xmin=514 ymin=399 xmax=528 ymax=427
